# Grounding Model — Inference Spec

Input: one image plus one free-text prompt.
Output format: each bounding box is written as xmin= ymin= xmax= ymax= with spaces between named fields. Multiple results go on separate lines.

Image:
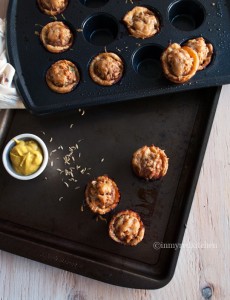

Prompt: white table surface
xmin=1 ymin=1 xmax=230 ymax=299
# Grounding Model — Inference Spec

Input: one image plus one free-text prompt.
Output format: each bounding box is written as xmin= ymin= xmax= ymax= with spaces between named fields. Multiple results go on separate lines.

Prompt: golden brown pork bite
xmin=109 ymin=210 xmax=145 ymax=246
xmin=132 ymin=145 xmax=169 ymax=180
xmin=85 ymin=175 xmax=120 ymax=215
xmin=37 ymin=0 xmax=68 ymax=16
xmin=40 ymin=21 xmax=73 ymax=53
xmin=184 ymin=37 xmax=213 ymax=70
xmin=161 ymin=43 xmax=199 ymax=83
xmin=46 ymin=60 xmax=80 ymax=93
xmin=89 ymin=52 xmax=124 ymax=86
xmin=123 ymin=6 xmax=160 ymax=39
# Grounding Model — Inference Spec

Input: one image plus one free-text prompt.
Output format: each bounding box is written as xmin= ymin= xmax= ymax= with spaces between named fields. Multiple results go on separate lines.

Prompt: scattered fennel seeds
xmin=78 ymin=108 xmax=86 ymax=116
xmin=64 ymin=182 xmax=69 ymax=188
xmin=35 ymin=23 xmax=44 ymax=28
xmin=50 ymin=149 xmax=57 ymax=156
xmin=44 ymin=124 xmax=106 ymax=204
xmin=50 ymin=15 xmax=57 ymax=21
xmin=96 ymin=215 xmax=107 ymax=223
xmin=47 ymin=139 xmax=94 ymax=201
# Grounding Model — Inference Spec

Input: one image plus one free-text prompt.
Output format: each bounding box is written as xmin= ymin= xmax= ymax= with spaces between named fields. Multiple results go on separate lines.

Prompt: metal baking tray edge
xmin=0 ymin=87 xmax=221 ymax=289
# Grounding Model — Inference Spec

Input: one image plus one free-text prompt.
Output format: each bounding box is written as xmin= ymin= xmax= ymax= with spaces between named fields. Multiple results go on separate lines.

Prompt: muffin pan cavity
xmin=132 ymin=44 xmax=163 ymax=79
xmin=82 ymin=13 xmax=118 ymax=46
xmin=168 ymin=0 xmax=205 ymax=31
xmin=6 ymin=0 xmax=230 ymax=114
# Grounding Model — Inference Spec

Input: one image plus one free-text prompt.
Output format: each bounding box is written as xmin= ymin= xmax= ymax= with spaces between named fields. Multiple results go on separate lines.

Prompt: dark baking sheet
xmin=6 ymin=0 xmax=230 ymax=115
xmin=0 ymin=87 xmax=220 ymax=289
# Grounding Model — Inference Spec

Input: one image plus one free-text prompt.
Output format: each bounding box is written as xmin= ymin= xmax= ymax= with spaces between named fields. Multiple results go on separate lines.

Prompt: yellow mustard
xmin=10 ymin=139 xmax=43 ymax=176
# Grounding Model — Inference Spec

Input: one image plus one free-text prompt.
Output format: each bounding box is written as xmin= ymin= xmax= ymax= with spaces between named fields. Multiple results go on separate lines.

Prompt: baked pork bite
xmin=89 ymin=52 xmax=124 ymax=86
xmin=161 ymin=43 xmax=199 ymax=83
xmin=123 ymin=6 xmax=160 ymax=39
xmin=40 ymin=21 xmax=73 ymax=53
xmin=184 ymin=37 xmax=213 ymax=70
xmin=132 ymin=145 xmax=169 ymax=180
xmin=85 ymin=175 xmax=120 ymax=215
xmin=46 ymin=60 xmax=80 ymax=93
xmin=109 ymin=210 xmax=145 ymax=246
xmin=37 ymin=0 xmax=68 ymax=16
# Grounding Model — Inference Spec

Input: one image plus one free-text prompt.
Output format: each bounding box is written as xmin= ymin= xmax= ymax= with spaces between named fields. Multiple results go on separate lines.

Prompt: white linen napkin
xmin=0 ymin=18 xmax=24 ymax=108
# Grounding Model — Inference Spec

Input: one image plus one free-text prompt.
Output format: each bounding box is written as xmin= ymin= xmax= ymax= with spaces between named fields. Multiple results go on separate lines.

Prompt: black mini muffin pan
xmin=6 ymin=0 xmax=230 ymax=115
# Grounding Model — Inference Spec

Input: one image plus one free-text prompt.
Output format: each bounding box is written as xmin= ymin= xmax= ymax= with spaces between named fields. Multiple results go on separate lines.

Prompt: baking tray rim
xmin=0 ymin=86 xmax=221 ymax=289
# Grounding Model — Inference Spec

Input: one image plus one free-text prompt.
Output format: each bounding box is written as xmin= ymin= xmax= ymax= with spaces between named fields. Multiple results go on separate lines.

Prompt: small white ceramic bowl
xmin=2 ymin=133 xmax=48 ymax=180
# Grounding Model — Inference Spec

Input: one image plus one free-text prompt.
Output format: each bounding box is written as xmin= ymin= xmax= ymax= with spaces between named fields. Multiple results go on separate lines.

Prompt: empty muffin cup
xmin=132 ymin=44 xmax=163 ymax=79
xmin=168 ymin=0 xmax=205 ymax=31
xmin=82 ymin=13 xmax=119 ymax=46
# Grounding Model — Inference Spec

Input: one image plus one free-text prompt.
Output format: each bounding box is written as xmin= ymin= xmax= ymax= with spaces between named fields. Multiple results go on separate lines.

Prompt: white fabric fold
xmin=0 ymin=18 xmax=23 ymax=108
